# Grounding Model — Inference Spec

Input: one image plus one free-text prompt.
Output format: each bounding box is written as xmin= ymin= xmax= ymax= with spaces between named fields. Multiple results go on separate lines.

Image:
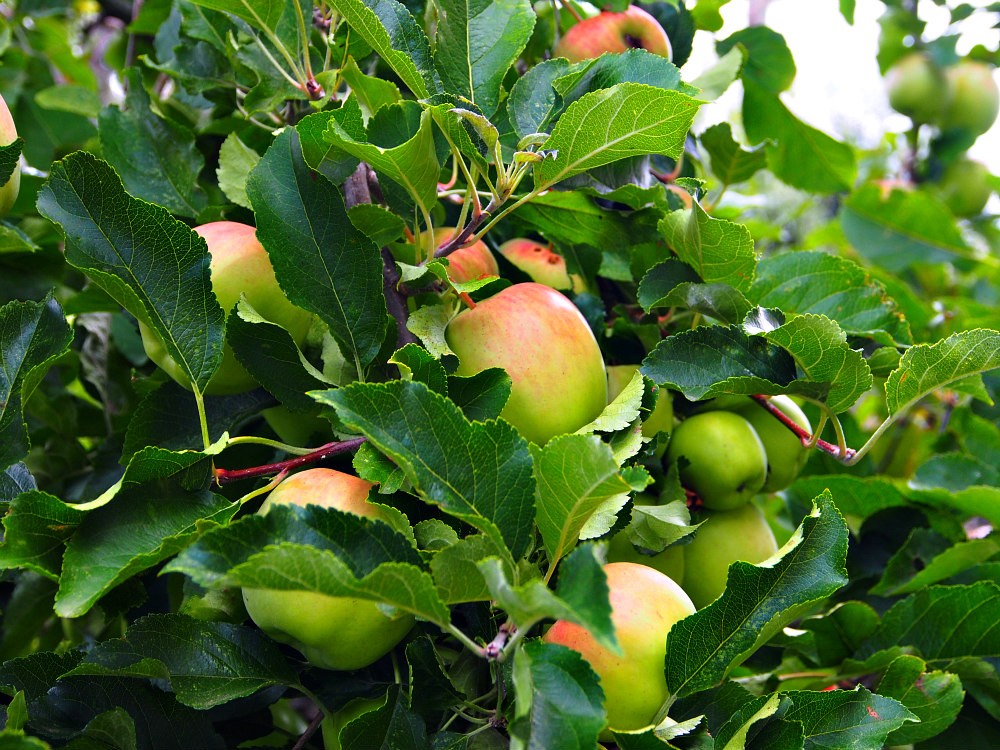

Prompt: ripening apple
xmin=0 ymin=93 xmax=20 ymax=217
xmin=499 ymin=238 xmax=585 ymax=292
xmin=543 ymin=562 xmax=695 ymax=734
xmin=445 ymin=282 xmax=607 ymax=445
xmin=665 ymin=410 xmax=767 ymax=510
xmin=731 ymin=396 xmax=812 ymax=493
xmin=605 ymin=501 xmax=684 ymax=583
xmin=937 ymin=158 xmax=993 ymax=217
xmin=938 ymin=61 xmax=1000 ymax=135
xmin=885 ymin=52 xmax=946 ymax=124
xmin=421 ymin=227 xmax=498 ymax=284
xmin=681 ymin=502 xmax=778 ymax=609
xmin=139 ymin=221 xmax=314 ymax=395
xmin=242 ymin=468 xmax=415 ymax=671
xmin=554 ymin=6 xmax=671 ymax=63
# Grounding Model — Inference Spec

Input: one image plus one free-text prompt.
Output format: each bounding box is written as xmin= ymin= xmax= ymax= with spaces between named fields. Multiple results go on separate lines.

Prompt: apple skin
xmin=937 ymin=158 xmax=993 ymax=217
xmin=554 ymin=6 xmax=672 ymax=63
xmin=445 ymin=282 xmax=607 ymax=445
xmin=242 ymin=468 xmax=415 ymax=671
xmin=422 ymin=227 xmax=498 ymax=284
xmin=938 ymin=61 xmax=1000 ymax=135
xmin=498 ymin=238 xmax=585 ymax=292
xmin=139 ymin=222 xmax=314 ymax=395
xmin=543 ymin=562 xmax=695 ymax=734
xmin=606 ymin=503 xmax=684 ymax=583
xmin=885 ymin=52 xmax=946 ymax=124
xmin=681 ymin=502 xmax=778 ymax=609
xmin=0 ymin=93 xmax=20 ymax=217
xmin=732 ymin=396 xmax=812 ymax=493
xmin=665 ymin=410 xmax=767 ymax=511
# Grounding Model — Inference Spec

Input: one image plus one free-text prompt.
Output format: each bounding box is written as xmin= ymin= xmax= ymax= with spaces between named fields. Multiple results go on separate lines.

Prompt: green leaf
xmin=885 ymin=329 xmax=1000 ymax=418
xmin=700 ymin=122 xmax=767 ymax=186
xmin=657 ymin=203 xmax=757 ymax=294
xmin=691 ymin=45 xmax=744 ymax=101
xmin=247 ymin=127 xmax=388 ymax=373
xmin=749 ymin=250 xmax=912 ymax=346
xmin=340 ymin=56 xmax=401 ymax=121
xmin=433 ymin=0 xmax=534 ymax=118
xmin=325 ymin=0 xmax=439 ymax=97
xmin=0 ymin=294 xmax=74 ymax=472
xmin=446 ymin=369 xmax=511 ymax=423
xmin=665 ymin=491 xmax=848 ymax=698
xmin=534 ymin=84 xmax=700 ymax=189
xmin=389 ymin=343 xmax=448 ymax=395
xmin=216 ymin=133 xmax=260 ymax=210
xmin=0 ymin=463 xmax=35 ymax=503
xmin=0 ymin=491 xmax=86 ymax=580
xmin=63 ymin=614 xmax=297 ymax=710
xmin=348 ymin=204 xmax=407 ymax=246
xmin=872 ymin=528 xmax=1000 ymax=596
xmin=35 ymin=84 xmax=102 ymax=118
xmin=314 ymin=380 xmax=535 ymax=561
xmin=515 ymin=190 xmax=654 ymax=250
xmin=334 ymin=686 xmax=428 ymax=750
xmin=875 ymin=655 xmax=964 ymax=745
xmin=507 ymin=58 xmax=571 ymax=138
xmin=37 ymin=152 xmax=225 ymax=394
xmin=742 ymin=78 xmax=856 ymax=194
xmin=761 ymin=314 xmax=873 ymax=413
xmin=297 ymin=105 xmax=364 ymax=184
xmin=798 ymin=601 xmax=880 ymax=667
xmin=718 ymin=26 xmax=796 ymax=93
xmin=840 ymin=183 xmax=975 ymax=273
xmin=713 ymin=692 xmax=784 ymax=750
xmin=98 ymin=69 xmax=207 ymax=218
xmin=68 ymin=708 xmax=137 ymax=750
xmin=531 ymin=434 xmax=633 ymax=564
xmin=510 ymin=641 xmax=606 ymax=750
xmin=187 ymin=0 xmax=286 ymax=32
xmin=781 ymin=687 xmax=916 ymax=750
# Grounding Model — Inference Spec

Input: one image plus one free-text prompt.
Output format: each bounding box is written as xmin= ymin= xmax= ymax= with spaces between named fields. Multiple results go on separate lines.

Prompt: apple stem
xmin=748 ymin=395 xmax=857 ymax=462
xmin=556 ymin=0 xmax=583 ymax=23
xmin=458 ymin=291 xmax=477 ymax=309
xmin=213 ymin=437 xmax=367 ymax=485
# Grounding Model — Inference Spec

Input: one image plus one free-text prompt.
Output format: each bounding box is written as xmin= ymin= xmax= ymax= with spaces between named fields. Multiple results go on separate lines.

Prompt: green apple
xmin=606 ymin=364 xmax=674 ymax=440
xmin=939 ymin=61 xmax=999 ymax=135
xmin=422 ymin=227 xmax=498 ymax=284
xmin=498 ymin=238 xmax=585 ymax=292
xmin=445 ymin=282 xmax=607 ymax=445
xmin=554 ymin=5 xmax=672 ymax=63
xmin=885 ymin=52 xmax=946 ymax=124
xmin=0 ymin=93 xmax=20 ymax=217
xmin=242 ymin=468 xmax=415 ymax=671
xmin=261 ymin=405 xmax=334 ymax=446
xmin=681 ymin=502 xmax=778 ymax=609
xmin=937 ymin=158 xmax=993 ymax=217
xmin=322 ymin=696 xmax=384 ymax=750
xmin=606 ymin=503 xmax=684 ymax=583
xmin=543 ymin=562 xmax=695 ymax=734
xmin=139 ymin=221 xmax=314 ymax=395
xmin=665 ymin=410 xmax=767 ymax=510
xmin=732 ymin=396 xmax=812 ymax=493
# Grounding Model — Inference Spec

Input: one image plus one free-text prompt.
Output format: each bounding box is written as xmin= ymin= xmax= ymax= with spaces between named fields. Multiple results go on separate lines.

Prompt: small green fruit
xmin=732 ymin=396 xmax=812 ymax=493
xmin=885 ymin=52 xmax=946 ymax=124
xmin=681 ymin=502 xmax=778 ymax=609
xmin=937 ymin=158 xmax=993 ymax=217
xmin=939 ymin=61 xmax=1000 ymax=135
xmin=665 ymin=411 xmax=767 ymax=510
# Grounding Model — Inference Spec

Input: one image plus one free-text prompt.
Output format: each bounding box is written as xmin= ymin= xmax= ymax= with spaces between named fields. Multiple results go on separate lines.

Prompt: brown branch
xmin=213 ymin=437 xmax=367 ymax=485
xmin=749 ymin=395 xmax=856 ymax=461
xmin=431 ymin=199 xmax=499 ymax=259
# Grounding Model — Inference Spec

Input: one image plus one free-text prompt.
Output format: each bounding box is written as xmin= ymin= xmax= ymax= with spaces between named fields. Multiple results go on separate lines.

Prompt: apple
xmin=937 ymin=158 xmax=993 ymax=217
xmin=665 ymin=410 xmax=767 ymax=510
xmin=0 ymin=93 xmax=20 ymax=217
xmin=554 ymin=5 xmax=672 ymax=63
xmin=261 ymin=405 xmax=334 ymax=446
xmin=422 ymin=227 xmax=498 ymax=284
xmin=681 ymin=502 xmax=778 ymax=609
xmin=498 ymin=238 xmax=585 ymax=292
xmin=606 ymin=364 xmax=674 ymax=440
xmin=731 ymin=396 xmax=812 ymax=493
xmin=322 ymin=696 xmax=384 ymax=750
xmin=938 ymin=61 xmax=1000 ymax=135
xmin=242 ymin=468 xmax=415 ymax=671
xmin=605 ymin=502 xmax=684 ymax=583
xmin=885 ymin=52 xmax=946 ymax=124
xmin=139 ymin=221 xmax=314 ymax=395
xmin=543 ymin=562 xmax=695 ymax=734
xmin=445 ymin=282 xmax=607 ymax=445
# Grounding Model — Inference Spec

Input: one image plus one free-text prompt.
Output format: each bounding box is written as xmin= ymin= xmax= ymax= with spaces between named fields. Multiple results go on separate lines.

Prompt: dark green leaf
xmin=658 ymin=203 xmax=756 ymax=293
xmin=0 ymin=491 xmax=86 ymax=580
xmin=700 ymin=122 xmax=767 ymax=186
xmin=875 ymin=655 xmax=964 ymax=745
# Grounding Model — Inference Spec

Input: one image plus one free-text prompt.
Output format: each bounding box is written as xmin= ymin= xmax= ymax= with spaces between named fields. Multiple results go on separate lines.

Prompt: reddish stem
xmin=748 ymin=395 xmax=856 ymax=461
xmin=213 ymin=437 xmax=367 ymax=486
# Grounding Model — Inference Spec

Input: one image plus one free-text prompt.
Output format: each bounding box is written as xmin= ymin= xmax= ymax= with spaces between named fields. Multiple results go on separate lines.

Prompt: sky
xmin=682 ymin=0 xmax=1000 ymax=176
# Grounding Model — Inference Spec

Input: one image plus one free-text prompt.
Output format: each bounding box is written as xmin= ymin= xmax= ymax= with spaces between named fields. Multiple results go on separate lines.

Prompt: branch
xmin=431 ymin=198 xmax=500 ymax=259
xmin=213 ymin=437 xmax=367 ymax=485
xmin=749 ymin=395 xmax=856 ymax=462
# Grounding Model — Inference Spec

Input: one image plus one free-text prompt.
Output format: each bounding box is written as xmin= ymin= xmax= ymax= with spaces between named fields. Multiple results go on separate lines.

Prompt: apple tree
xmin=1 ymin=0 xmax=1000 ymax=747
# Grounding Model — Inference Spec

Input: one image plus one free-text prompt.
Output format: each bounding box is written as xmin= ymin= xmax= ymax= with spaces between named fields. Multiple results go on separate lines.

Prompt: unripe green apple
xmin=665 ymin=411 xmax=767 ymax=510
xmin=242 ymin=468 xmax=415 ymax=671
xmin=445 ymin=282 xmax=607 ymax=445
xmin=554 ymin=6 xmax=672 ymax=63
xmin=322 ymin=696 xmax=383 ymax=750
xmin=732 ymin=396 xmax=812 ymax=493
xmin=606 ymin=364 xmax=674 ymax=440
xmin=543 ymin=562 xmax=695 ymax=734
xmin=261 ymin=405 xmax=334 ymax=446
xmin=498 ymin=238 xmax=585 ymax=292
xmin=422 ymin=227 xmax=498 ymax=284
xmin=885 ymin=52 xmax=947 ymax=124
xmin=681 ymin=502 xmax=778 ymax=609
xmin=938 ymin=61 xmax=1000 ymax=135
xmin=605 ymin=503 xmax=684 ymax=583
xmin=937 ymin=158 xmax=993 ymax=217
xmin=0 ymin=93 xmax=20 ymax=217
xmin=139 ymin=222 xmax=314 ymax=395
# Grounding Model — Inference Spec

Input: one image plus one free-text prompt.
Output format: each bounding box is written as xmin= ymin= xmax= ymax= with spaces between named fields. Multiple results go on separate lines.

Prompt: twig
xmin=213 ymin=438 xmax=367 ymax=485
xmin=749 ymin=395 xmax=857 ymax=461
xmin=483 ymin=620 xmax=516 ymax=660
xmin=291 ymin=710 xmax=324 ymax=750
